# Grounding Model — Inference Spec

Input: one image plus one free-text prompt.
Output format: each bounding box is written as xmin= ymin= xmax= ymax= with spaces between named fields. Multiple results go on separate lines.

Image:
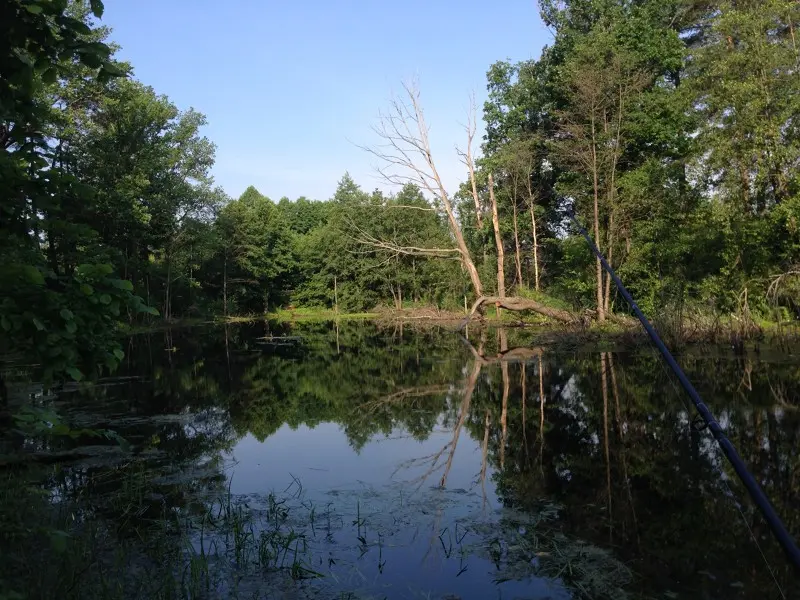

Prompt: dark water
xmin=7 ymin=321 xmax=800 ymax=599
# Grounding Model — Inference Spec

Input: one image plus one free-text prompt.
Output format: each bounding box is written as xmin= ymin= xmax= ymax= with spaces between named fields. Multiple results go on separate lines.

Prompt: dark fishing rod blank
xmin=568 ymin=210 xmax=800 ymax=573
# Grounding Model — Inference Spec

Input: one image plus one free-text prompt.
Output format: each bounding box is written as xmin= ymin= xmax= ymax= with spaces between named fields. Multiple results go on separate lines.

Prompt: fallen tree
xmin=460 ymin=296 xmax=579 ymax=329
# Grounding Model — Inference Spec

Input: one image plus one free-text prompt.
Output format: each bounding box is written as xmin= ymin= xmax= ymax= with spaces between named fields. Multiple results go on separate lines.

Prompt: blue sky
xmin=103 ymin=0 xmax=552 ymax=201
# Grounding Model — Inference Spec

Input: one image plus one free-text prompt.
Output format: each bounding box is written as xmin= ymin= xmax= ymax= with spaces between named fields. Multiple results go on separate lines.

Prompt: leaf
xmin=13 ymin=49 xmax=35 ymax=67
xmin=25 ymin=4 xmax=44 ymax=14
xmin=0 ymin=317 xmax=10 ymax=332
xmin=112 ymin=349 xmax=124 ymax=361
xmin=65 ymin=367 xmax=84 ymax=382
xmin=59 ymin=308 xmax=74 ymax=321
xmin=24 ymin=265 xmax=45 ymax=285
xmin=89 ymin=0 xmax=104 ymax=17
xmin=42 ymin=67 xmax=58 ymax=84
xmin=101 ymin=62 xmax=129 ymax=77
xmin=80 ymin=283 xmax=94 ymax=296
xmin=144 ymin=306 xmax=160 ymax=316
xmin=65 ymin=321 xmax=77 ymax=334
xmin=32 ymin=318 xmax=45 ymax=331
xmin=103 ymin=431 xmax=131 ymax=452
xmin=79 ymin=52 xmax=103 ymax=69
xmin=110 ymin=279 xmax=134 ymax=291
xmin=99 ymin=294 xmax=111 ymax=305
xmin=59 ymin=16 xmax=91 ymax=35
xmin=49 ymin=530 xmax=69 ymax=553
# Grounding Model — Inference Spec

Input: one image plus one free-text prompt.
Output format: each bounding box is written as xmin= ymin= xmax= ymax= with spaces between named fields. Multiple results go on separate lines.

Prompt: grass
xmin=271 ymin=308 xmax=378 ymax=322
xmin=218 ymin=308 xmax=378 ymax=323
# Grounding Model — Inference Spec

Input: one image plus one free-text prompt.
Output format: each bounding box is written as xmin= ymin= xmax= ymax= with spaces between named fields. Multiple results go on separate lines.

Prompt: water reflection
xmin=13 ymin=321 xmax=800 ymax=599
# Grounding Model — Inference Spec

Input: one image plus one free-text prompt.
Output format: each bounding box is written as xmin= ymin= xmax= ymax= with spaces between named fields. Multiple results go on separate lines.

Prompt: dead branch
xmin=767 ymin=267 xmax=800 ymax=304
xmin=440 ymin=360 xmax=480 ymax=487
xmin=361 ymin=384 xmax=455 ymax=415
xmin=346 ymin=218 xmax=461 ymax=259
xmin=456 ymin=92 xmax=483 ymax=229
xmin=385 ymin=204 xmax=436 ymax=212
xmin=459 ymin=335 xmax=544 ymax=365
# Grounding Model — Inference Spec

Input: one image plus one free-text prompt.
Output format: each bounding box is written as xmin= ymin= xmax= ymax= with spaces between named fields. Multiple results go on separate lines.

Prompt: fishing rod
xmin=567 ymin=209 xmax=800 ymax=573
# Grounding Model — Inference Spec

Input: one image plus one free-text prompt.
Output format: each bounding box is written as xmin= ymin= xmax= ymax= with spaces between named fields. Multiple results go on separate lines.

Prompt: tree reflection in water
xmin=6 ymin=320 xmax=798 ymax=599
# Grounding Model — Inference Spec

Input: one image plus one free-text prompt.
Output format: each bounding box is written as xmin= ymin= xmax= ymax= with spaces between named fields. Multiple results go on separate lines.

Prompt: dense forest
xmin=3 ymin=0 xmax=800 ymax=384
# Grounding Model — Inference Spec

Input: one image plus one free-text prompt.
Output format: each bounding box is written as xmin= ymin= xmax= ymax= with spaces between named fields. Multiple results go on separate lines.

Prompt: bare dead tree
xmin=489 ymin=173 xmax=506 ymax=304
xmin=363 ymin=80 xmax=580 ymax=324
xmin=361 ymin=80 xmax=483 ymax=296
xmin=440 ymin=359 xmax=481 ymax=487
xmin=456 ymin=93 xmax=484 ymax=230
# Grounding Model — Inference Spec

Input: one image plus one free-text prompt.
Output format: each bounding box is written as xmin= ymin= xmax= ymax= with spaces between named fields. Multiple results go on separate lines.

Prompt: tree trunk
xmin=512 ymin=196 xmax=523 ymax=289
xmin=461 ymin=296 xmax=578 ymax=329
xmin=453 ymin=219 xmax=484 ymax=298
xmin=591 ymin=114 xmax=606 ymax=321
xmin=467 ymin=153 xmax=483 ymax=230
xmin=604 ymin=212 xmax=614 ymax=315
xmin=529 ymin=199 xmax=540 ymax=291
xmin=489 ymin=173 xmax=505 ymax=301
xmin=164 ymin=257 xmax=172 ymax=321
xmin=223 ymin=250 xmax=228 ymax=317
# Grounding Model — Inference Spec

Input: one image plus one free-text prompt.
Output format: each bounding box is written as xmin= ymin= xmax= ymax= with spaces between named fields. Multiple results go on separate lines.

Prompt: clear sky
xmin=102 ymin=0 xmax=552 ymax=201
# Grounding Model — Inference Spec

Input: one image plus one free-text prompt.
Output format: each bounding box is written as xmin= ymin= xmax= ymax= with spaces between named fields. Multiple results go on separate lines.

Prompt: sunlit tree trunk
xmin=528 ymin=197 xmax=540 ymax=291
xmin=489 ymin=173 xmax=505 ymax=302
xmin=591 ymin=114 xmax=605 ymax=321
xmin=511 ymin=195 xmax=523 ymax=288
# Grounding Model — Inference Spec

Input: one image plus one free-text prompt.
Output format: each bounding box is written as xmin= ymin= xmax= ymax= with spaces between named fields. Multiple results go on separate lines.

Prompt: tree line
xmin=3 ymin=0 xmax=800 ymax=384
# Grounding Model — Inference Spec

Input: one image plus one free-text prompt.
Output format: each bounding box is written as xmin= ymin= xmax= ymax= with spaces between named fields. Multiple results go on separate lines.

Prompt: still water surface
xmin=29 ymin=321 xmax=800 ymax=598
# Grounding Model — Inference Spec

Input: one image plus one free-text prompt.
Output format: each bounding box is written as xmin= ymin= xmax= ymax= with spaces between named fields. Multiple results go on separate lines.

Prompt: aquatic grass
xmin=1 ymin=451 xmax=637 ymax=600
xmin=477 ymin=509 xmax=634 ymax=600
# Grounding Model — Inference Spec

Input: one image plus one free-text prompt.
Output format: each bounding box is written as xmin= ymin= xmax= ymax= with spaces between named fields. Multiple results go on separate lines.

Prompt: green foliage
xmin=0 ymin=0 xmax=154 ymax=387
xmin=477 ymin=0 xmax=800 ymax=321
xmin=0 ymin=262 xmax=156 ymax=382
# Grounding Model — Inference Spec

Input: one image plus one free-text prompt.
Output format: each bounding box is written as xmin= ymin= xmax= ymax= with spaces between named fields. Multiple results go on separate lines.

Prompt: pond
xmin=2 ymin=321 xmax=799 ymax=599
